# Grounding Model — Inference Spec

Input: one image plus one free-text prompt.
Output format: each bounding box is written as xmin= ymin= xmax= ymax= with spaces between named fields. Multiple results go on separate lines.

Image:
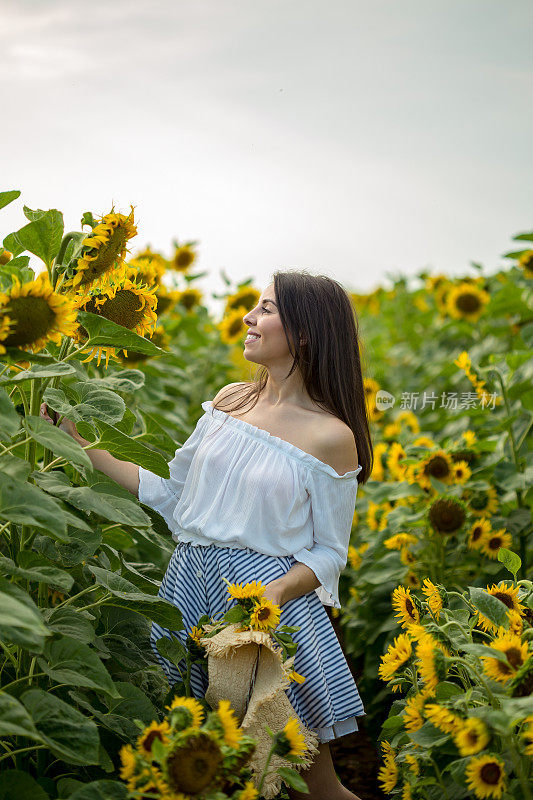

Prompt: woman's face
xmin=242 ymin=283 xmax=291 ymax=365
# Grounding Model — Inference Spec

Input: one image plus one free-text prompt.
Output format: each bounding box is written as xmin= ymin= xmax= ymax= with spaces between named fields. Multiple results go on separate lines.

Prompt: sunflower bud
xmin=0 ymin=249 xmax=12 ymax=265
xmin=168 ymin=706 xmax=194 ymax=731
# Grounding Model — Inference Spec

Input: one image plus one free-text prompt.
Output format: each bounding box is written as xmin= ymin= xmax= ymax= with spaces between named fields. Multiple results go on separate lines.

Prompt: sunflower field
xmin=0 ymin=188 xmax=531 ymax=800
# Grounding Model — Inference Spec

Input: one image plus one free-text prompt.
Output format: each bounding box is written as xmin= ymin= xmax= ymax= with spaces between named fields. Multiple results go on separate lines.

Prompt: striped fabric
xmin=151 ymin=541 xmax=366 ymax=743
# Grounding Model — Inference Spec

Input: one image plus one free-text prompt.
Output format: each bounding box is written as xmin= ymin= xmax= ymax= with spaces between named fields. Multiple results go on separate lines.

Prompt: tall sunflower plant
xmin=373 ymin=551 xmax=533 ymax=799
xmin=0 ymin=191 xmax=236 ymax=797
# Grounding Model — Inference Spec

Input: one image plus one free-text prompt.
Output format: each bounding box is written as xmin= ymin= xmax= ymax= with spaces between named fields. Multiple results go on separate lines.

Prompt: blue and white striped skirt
xmin=150 ymin=541 xmax=366 ymax=744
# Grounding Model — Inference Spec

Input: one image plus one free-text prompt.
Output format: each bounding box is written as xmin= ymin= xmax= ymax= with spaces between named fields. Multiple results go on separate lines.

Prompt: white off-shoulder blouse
xmin=138 ymin=400 xmax=362 ymax=610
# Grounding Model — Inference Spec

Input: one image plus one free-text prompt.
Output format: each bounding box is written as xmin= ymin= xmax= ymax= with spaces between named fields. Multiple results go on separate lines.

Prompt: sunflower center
xmin=80 ymin=226 xmax=129 ymax=284
xmin=488 ymin=536 xmax=503 ymax=550
xmin=141 ymin=729 xmax=164 ymax=753
xmin=86 ymin=290 xmax=145 ymax=330
xmin=455 ymin=291 xmax=481 ymax=313
xmin=504 ymin=646 xmax=524 ymax=670
xmin=2 ymin=296 xmax=55 ymax=346
xmin=258 ymin=607 xmax=271 ymax=621
xmin=466 ymin=729 xmax=479 ymax=745
xmin=229 ymin=318 xmax=245 ymax=337
xmin=472 ymin=526 xmax=483 ymax=541
xmin=427 ymin=456 xmax=450 ymax=479
xmin=479 ymin=763 xmax=502 ymax=785
xmin=174 ymin=249 xmax=194 ymax=269
xmin=166 ymin=735 xmax=222 ymax=793
xmin=494 ymin=592 xmax=513 ymax=609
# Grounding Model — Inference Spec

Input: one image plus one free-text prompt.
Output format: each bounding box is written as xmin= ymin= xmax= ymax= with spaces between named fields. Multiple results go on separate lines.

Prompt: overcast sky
xmin=2 ymin=0 xmax=532 ymax=315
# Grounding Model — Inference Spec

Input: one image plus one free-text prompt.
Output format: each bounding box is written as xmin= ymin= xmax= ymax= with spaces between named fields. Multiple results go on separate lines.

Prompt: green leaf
xmin=0 ymin=770 xmax=50 ymax=800
xmin=223 ymin=604 xmax=247 ymax=624
xmin=77 ymin=311 xmax=166 ymax=355
xmin=67 ymin=780 xmax=128 ymax=800
xmin=0 ymin=554 xmax=73 ymax=593
xmin=277 ymin=766 xmax=310 ymax=793
xmin=107 ymin=681 xmax=159 ymax=725
xmin=408 ymin=721 xmax=450 ymax=747
xmin=0 ymin=472 xmax=70 ymax=539
xmin=497 ymin=548 xmax=521 ymax=581
xmin=33 ymin=471 xmax=152 ymax=528
xmin=459 ymin=644 xmax=510 ymax=663
xmin=6 ymin=209 xmax=64 ymax=268
xmin=0 ymin=361 xmax=76 ymax=386
xmin=155 ymin=635 xmax=187 ymax=665
xmin=43 ymin=384 xmax=125 ymax=425
xmin=469 ymin=587 xmax=510 ymax=631
xmin=44 ymin=607 xmax=96 ymax=644
xmin=0 ymin=693 xmax=42 ymax=740
xmin=21 ymin=689 xmax=100 ymax=766
xmin=513 ymin=232 xmax=533 ymax=242
xmin=39 ymin=635 xmax=120 ymax=698
xmin=0 ymin=388 xmax=20 ymax=439
xmin=89 ymin=369 xmax=146 ymax=394
xmin=92 ymin=419 xmax=171 ymax=477
xmin=0 ymin=190 xmax=21 ymax=211
xmin=23 ymin=415 xmax=93 ymax=471
xmin=0 ymin=577 xmax=50 ymax=650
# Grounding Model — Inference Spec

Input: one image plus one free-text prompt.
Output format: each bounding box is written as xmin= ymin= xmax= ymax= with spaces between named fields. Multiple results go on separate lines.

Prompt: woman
xmin=42 ymin=269 xmax=373 ymax=800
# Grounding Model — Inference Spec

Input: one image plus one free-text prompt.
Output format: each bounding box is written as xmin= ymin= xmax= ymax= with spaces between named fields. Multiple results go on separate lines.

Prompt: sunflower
xmin=127 ymin=246 xmax=167 ymax=285
xmin=188 ymin=625 xmax=205 ymax=645
xmin=480 ymin=631 xmax=529 ymax=684
xmin=423 ymin=703 xmax=461 ymax=734
xmin=405 ymin=571 xmax=421 ymax=590
xmin=479 ymin=528 xmax=513 ymax=560
xmin=165 ymin=696 xmax=205 ymax=729
xmin=0 ymin=272 xmax=78 ymax=354
xmin=421 ymin=578 xmax=443 ymax=618
xmin=250 ymin=598 xmax=282 ymax=631
xmin=225 ymin=287 xmax=261 ymax=313
xmin=485 ymin=582 xmax=526 ymax=620
xmin=165 ymin=731 xmax=222 ymax=794
xmin=66 ymin=206 xmax=137 ymax=291
xmin=226 ymin=580 xmax=266 ymax=601
xmin=507 ymin=609 xmax=524 ymax=637
xmin=387 ymin=442 xmax=407 ymax=479
xmin=215 ymin=699 xmax=244 ymax=748
xmin=155 ymin=284 xmax=182 ymax=316
xmin=392 ymin=586 xmax=420 ymax=629
xmin=453 ymin=717 xmax=490 ymax=756
xmin=0 ymin=248 xmax=12 ymax=265
xmin=402 ymin=782 xmax=413 ymax=800
xmin=177 ymin=287 xmax=203 ymax=312
xmin=425 ymin=273 xmax=448 ymax=293
xmin=404 ymin=753 xmax=420 ymax=775
xmin=467 ymin=518 xmax=492 ymax=551
xmin=136 ymin=719 xmax=171 ymax=757
xmin=378 ymin=632 xmax=413 ymax=682
xmin=273 ymin=716 xmax=307 ymax=758
xmin=403 ymin=690 xmax=433 ymax=732
xmin=377 ymin=740 xmax=398 ymax=793
xmin=518 ymin=249 xmax=533 ymax=278
xmin=347 ymin=545 xmax=363 ymax=570
xmin=384 ymin=533 xmax=418 ymax=551
xmin=416 ymin=634 xmax=449 ymax=691
xmin=73 ymin=277 xmax=158 ymax=368
xmin=170 ymin=243 xmax=197 ymax=272
xmin=417 ymin=450 xmax=456 ymax=490
xmin=396 ymin=410 xmax=420 ymax=434
xmin=521 ymin=715 xmax=533 ymax=756
xmin=117 ymin=325 xmax=170 ymax=363
xmin=446 ymin=282 xmax=490 ymax=322
xmin=428 ymin=496 xmax=466 ymax=534
xmin=368 ymin=442 xmax=386 ymax=481
xmin=383 ymin=421 xmax=402 ymax=439
xmin=367 ymin=500 xmax=393 ymax=531
xmin=465 ymin=753 xmax=506 ymax=799
xmin=119 ymin=743 xmax=138 ymax=781
xmin=465 ymin=486 xmax=499 ymax=518
xmin=219 ymin=307 xmax=248 ymax=344
xmin=452 ymin=460 xmax=472 ymax=483
xmin=235 ymin=781 xmax=259 ymax=799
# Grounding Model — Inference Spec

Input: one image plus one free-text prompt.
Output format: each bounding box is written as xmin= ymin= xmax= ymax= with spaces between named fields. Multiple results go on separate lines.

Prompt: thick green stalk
xmin=19 ymin=379 xmax=42 ymax=551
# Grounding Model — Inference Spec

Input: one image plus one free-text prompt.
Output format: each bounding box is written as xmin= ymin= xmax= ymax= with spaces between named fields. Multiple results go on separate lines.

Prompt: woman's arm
xmin=40 ymin=403 xmax=140 ymax=497
xmin=263 ymin=563 xmax=321 ymax=607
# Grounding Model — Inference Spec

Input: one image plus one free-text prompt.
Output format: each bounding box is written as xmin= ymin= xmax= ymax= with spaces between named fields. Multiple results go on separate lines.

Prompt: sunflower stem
xmin=257 ymin=744 xmax=276 ymax=795
xmin=20 ymin=379 xmax=41 ymax=552
xmin=453 ymin=657 xmax=501 ymax=709
xmin=51 ymin=232 xmax=80 ymax=290
xmin=504 ymin=731 xmax=532 ymax=800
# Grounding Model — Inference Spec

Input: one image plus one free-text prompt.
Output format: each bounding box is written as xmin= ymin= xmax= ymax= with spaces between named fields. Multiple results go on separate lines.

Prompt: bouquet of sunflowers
xmin=119 ymin=694 xmax=312 ymax=799
xmin=187 ymin=578 xmax=306 ymax=685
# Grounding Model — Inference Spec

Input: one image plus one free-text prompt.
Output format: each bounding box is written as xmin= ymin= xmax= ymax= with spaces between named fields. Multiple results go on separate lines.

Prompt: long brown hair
xmin=213 ymin=269 xmax=373 ymax=483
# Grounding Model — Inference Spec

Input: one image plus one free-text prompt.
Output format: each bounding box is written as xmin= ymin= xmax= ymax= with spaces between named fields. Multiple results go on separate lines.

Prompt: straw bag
xmin=200 ymin=622 xmax=320 ymax=799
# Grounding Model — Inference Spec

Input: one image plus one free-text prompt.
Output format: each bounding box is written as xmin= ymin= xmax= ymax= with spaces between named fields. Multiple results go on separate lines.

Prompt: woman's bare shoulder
xmin=211 ymin=382 xmax=251 ymax=406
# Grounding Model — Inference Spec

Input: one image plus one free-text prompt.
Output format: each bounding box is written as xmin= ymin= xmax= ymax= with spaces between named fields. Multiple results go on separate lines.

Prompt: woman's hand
xmin=262 ymin=580 xmax=286 ymax=609
xmin=40 ymin=402 xmax=84 ymax=442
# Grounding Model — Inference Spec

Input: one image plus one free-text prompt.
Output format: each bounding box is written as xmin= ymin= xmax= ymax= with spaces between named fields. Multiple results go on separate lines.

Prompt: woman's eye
xmin=261 ymin=307 xmax=270 ymax=314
